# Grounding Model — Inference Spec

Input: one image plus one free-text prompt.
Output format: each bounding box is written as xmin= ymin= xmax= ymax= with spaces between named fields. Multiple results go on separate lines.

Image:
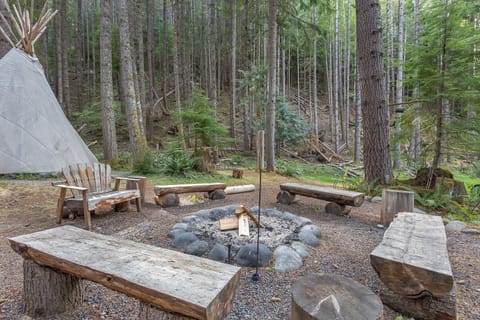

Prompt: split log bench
xmin=370 ymin=212 xmax=456 ymax=320
xmin=9 ymin=226 xmax=241 ymax=320
xmin=277 ymin=182 xmax=364 ymax=215
xmin=53 ymin=163 xmax=141 ymax=230
xmin=154 ymin=183 xmax=227 ymax=207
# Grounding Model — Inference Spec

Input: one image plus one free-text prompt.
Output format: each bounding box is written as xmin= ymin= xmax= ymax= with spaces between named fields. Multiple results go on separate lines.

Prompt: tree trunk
xmin=0 ymin=0 xmax=11 ymax=59
xmin=208 ymin=0 xmax=217 ymax=118
xmin=312 ymin=10 xmax=318 ymax=137
xmin=23 ymin=260 xmax=84 ymax=318
xmin=356 ymin=0 xmax=392 ymax=185
xmin=172 ymin=0 xmax=186 ymax=149
xmin=118 ymin=0 xmax=147 ymax=166
xmin=344 ymin=0 xmax=352 ymax=147
xmin=100 ymin=0 xmax=118 ymax=161
xmin=380 ymin=189 xmax=414 ymax=226
xmin=265 ymin=0 xmax=277 ymax=171
xmin=354 ymin=63 xmax=362 ymax=163
xmin=75 ymin=1 xmax=84 ymax=110
xmin=394 ymin=0 xmax=405 ymax=170
xmin=230 ymin=0 xmax=237 ymax=143
xmin=334 ymin=0 xmax=340 ymax=151
xmin=146 ymin=0 xmax=155 ymax=140
xmin=161 ymin=0 xmax=169 ymax=115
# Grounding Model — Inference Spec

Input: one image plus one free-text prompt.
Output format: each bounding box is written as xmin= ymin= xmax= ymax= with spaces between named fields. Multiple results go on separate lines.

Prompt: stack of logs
xmin=218 ymin=206 xmax=262 ymax=237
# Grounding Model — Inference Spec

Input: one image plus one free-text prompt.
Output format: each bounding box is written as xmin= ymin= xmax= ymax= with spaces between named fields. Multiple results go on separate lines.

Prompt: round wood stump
xmin=277 ymin=190 xmax=295 ymax=204
xmin=291 ymin=273 xmax=384 ymax=320
xmin=325 ymin=202 xmax=350 ymax=215
xmin=154 ymin=193 xmax=180 ymax=207
xmin=232 ymin=168 xmax=244 ymax=179
xmin=208 ymin=189 xmax=226 ymax=200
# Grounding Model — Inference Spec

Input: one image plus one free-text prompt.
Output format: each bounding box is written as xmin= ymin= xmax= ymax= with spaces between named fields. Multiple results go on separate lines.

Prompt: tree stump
xmin=139 ymin=302 xmax=195 ymax=320
xmin=381 ymin=189 xmax=414 ymax=226
xmin=208 ymin=189 xmax=226 ymax=200
xmin=232 ymin=168 xmax=244 ymax=179
xmin=291 ymin=273 xmax=384 ymax=320
xmin=325 ymin=202 xmax=351 ymax=215
xmin=277 ymin=190 xmax=295 ymax=204
xmin=154 ymin=193 xmax=180 ymax=207
xmin=23 ymin=260 xmax=84 ymax=318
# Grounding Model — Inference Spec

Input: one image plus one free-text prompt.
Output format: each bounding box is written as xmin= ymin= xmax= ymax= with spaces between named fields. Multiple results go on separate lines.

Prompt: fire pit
xmin=167 ymin=205 xmax=322 ymax=272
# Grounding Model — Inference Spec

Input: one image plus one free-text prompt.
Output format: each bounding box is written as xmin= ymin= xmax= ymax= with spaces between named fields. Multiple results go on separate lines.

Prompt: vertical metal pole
xmin=252 ymin=130 xmax=264 ymax=282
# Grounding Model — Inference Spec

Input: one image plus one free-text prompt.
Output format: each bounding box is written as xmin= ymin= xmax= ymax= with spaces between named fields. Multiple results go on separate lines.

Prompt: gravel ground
xmin=0 ymin=180 xmax=479 ymax=320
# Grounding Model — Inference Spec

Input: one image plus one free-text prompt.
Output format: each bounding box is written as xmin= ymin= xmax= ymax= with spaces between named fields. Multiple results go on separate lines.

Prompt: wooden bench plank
xmin=65 ymin=189 xmax=141 ymax=211
xmin=9 ymin=226 xmax=241 ymax=320
xmin=279 ymin=183 xmax=364 ymax=207
xmin=370 ymin=212 xmax=454 ymax=297
xmin=154 ymin=183 xmax=227 ymax=196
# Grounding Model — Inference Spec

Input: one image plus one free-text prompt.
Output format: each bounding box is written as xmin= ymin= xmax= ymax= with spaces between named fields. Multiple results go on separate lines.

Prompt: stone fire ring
xmin=167 ymin=205 xmax=322 ymax=272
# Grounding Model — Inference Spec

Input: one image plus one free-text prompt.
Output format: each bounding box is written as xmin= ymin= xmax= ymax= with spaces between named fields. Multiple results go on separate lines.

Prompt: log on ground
xmin=291 ymin=273 xmax=383 ymax=320
xmin=370 ymin=212 xmax=454 ymax=297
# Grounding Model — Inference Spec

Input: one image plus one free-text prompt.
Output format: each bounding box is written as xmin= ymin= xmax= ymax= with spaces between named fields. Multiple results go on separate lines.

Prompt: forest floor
xmin=0 ymin=170 xmax=479 ymax=320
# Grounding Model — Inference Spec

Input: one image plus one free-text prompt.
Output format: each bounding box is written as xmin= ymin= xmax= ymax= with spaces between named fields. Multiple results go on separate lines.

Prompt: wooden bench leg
xmin=56 ymin=188 xmax=67 ymax=224
xmin=81 ymin=190 xmax=92 ymax=230
xmin=23 ymin=260 xmax=84 ymax=318
xmin=154 ymin=193 xmax=180 ymax=207
xmin=135 ymin=198 xmax=142 ymax=212
xmin=138 ymin=301 xmax=195 ymax=319
xmin=277 ymin=190 xmax=295 ymax=204
xmin=208 ymin=189 xmax=226 ymax=200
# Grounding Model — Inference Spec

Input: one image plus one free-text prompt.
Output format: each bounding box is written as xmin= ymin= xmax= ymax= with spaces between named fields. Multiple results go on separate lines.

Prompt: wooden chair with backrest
xmin=54 ymin=163 xmax=141 ymax=230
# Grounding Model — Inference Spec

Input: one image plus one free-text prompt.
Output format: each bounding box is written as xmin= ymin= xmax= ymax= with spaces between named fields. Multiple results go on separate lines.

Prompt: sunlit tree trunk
xmin=146 ymin=0 xmax=155 ymax=140
xmin=230 ymin=0 xmax=237 ymax=143
xmin=354 ymin=62 xmax=362 ymax=163
xmin=394 ymin=0 xmax=405 ymax=169
xmin=60 ymin=0 xmax=71 ymax=114
xmin=344 ymin=0 xmax=352 ymax=147
xmin=118 ymin=0 xmax=147 ymax=166
xmin=172 ymin=0 xmax=186 ymax=149
xmin=266 ymin=0 xmax=277 ymax=171
xmin=334 ymin=0 xmax=340 ymax=151
xmin=75 ymin=1 xmax=84 ymax=110
xmin=100 ymin=0 xmax=118 ymax=161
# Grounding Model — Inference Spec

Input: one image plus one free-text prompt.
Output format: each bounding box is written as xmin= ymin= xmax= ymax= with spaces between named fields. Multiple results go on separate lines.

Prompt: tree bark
xmin=394 ymin=0 xmax=405 ymax=170
xmin=0 ymin=1 xmax=12 ymax=59
xmin=100 ymin=0 xmax=118 ymax=161
xmin=60 ymin=0 xmax=71 ymax=114
xmin=356 ymin=0 xmax=392 ymax=185
xmin=118 ymin=0 xmax=147 ymax=166
xmin=146 ymin=0 xmax=155 ymax=140
xmin=23 ymin=260 xmax=84 ymax=318
xmin=75 ymin=1 xmax=84 ymax=110
xmin=230 ymin=0 xmax=237 ymax=143
xmin=172 ymin=0 xmax=186 ymax=149
xmin=265 ymin=0 xmax=277 ymax=171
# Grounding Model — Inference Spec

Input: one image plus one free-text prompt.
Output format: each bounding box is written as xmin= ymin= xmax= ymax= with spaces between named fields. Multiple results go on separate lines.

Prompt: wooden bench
xmin=277 ymin=182 xmax=364 ymax=215
xmin=9 ymin=225 xmax=241 ymax=320
xmin=370 ymin=212 xmax=456 ymax=319
xmin=54 ymin=163 xmax=141 ymax=230
xmin=154 ymin=182 xmax=227 ymax=207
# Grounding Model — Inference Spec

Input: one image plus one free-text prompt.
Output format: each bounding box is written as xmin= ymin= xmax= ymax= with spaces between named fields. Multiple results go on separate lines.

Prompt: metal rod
xmin=252 ymin=168 xmax=262 ymax=282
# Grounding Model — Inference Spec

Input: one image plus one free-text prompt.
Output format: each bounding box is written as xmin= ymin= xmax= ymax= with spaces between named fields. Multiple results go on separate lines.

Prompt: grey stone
xmin=295 ymin=216 xmax=313 ymax=227
xmin=371 ymin=196 xmax=382 ymax=203
xmin=208 ymin=243 xmax=229 ymax=262
xmin=209 ymin=208 xmax=229 ymax=220
xmin=274 ymin=245 xmax=303 ymax=272
xmin=462 ymin=229 xmax=480 ymax=235
xmin=300 ymin=224 xmax=321 ymax=238
xmin=264 ymin=208 xmax=282 ymax=218
xmin=413 ymin=207 xmax=427 ymax=214
xmin=195 ymin=210 xmax=210 ymax=219
xmin=167 ymin=228 xmax=185 ymax=239
xmin=376 ymin=224 xmax=385 ymax=229
xmin=235 ymin=243 xmax=272 ymax=267
xmin=172 ymin=232 xmax=198 ymax=249
xmin=299 ymin=229 xmax=320 ymax=247
xmin=445 ymin=220 xmax=467 ymax=232
xmin=291 ymin=241 xmax=309 ymax=258
xmin=182 ymin=215 xmax=198 ymax=223
xmin=172 ymin=223 xmax=188 ymax=231
xmin=282 ymin=212 xmax=297 ymax=221
xmin=185 ymin=240 xmax=209 ymax=256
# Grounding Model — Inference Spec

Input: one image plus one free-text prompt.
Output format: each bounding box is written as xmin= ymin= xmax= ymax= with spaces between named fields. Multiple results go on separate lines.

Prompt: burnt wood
xmin=278 ymin=183 xmax=364 ymax=207
xmin=370 ymin=212 xmax=454 ymax=297
xmin=9 ymin=226 xmax=241 ymax=320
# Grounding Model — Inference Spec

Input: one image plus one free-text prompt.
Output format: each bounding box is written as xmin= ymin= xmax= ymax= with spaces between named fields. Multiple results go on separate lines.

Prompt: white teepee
xmin=0 ymin=48 xmax=98 ymax=174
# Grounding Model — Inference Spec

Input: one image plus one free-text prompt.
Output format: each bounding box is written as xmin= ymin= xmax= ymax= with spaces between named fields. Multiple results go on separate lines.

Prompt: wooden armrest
xmin=55 ymin=184 xmax=88 ymax=192
xmin=113 ymin=176 xmax=140 ymax=182
xmin=51 ymin=180 xmax=67 ymax=186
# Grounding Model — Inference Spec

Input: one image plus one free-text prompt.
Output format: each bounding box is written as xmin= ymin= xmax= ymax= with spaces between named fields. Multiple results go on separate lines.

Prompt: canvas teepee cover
xmin=0 ymin=48 xmax=98 ymax=174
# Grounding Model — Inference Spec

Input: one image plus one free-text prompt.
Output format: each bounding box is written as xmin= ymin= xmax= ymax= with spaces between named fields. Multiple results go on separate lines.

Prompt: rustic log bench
xmin=277 ymin=182 xmax=364 ymax=215
xmin=53 ymin=163 xmax=141 ymax=230
xmin=154 ymin=182 xmax=227 ymax=207
xmin=370 ymin=212 xmax=456 ymax=319
xmin=9 ymin=226 xmax=241 ymax=320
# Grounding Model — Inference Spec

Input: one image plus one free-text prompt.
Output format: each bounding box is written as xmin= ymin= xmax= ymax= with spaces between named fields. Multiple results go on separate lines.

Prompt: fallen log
xmin=279 ymin=183 xmax=364 ymax=207
xmin=224 ymin=185 xmax=255 ymax=195
xmin=370 ymin=212 xmax=454 ymax=297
